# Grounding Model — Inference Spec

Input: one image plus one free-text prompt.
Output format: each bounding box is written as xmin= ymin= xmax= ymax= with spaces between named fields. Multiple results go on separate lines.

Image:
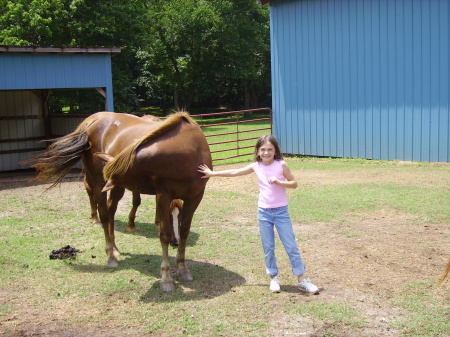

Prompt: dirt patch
xmin=0 ymin=163 xmax=448 ymax=337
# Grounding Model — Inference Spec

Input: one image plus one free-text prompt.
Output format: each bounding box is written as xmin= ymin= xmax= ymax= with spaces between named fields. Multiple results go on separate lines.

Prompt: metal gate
xmin=193 ymin=107 xmax=272 ymax=163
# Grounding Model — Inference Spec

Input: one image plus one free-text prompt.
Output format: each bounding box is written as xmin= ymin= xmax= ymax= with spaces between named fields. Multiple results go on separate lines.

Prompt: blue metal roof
xmin=0 ymin=46 xmax=120 ymax=110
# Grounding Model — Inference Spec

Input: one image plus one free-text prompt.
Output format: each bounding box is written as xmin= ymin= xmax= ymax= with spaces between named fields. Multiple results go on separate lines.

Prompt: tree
xmin=67 ymin=0 xmax=149 ymax=112
xmin=139 ymin=0 xmax=270 ymax=110
xmin=0 ymin=0 xmax=70 ymax=45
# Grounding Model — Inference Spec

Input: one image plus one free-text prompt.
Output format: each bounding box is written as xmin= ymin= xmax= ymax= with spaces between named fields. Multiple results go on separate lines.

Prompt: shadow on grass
xmin=0 ymin=169 xmax=84 ymax=191
xmin=113 ymin=220 xmax=200 ymax=247
xmin=140 ymin=259 xmax=247 ymax=303
xmin=69 ymin=254 xmax=246 ymax=302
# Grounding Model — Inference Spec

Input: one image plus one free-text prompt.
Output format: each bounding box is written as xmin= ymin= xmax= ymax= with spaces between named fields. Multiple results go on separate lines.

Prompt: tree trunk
xmin=244 ymin=80 xmax=259 ymax=110
xmin=173 ymin=87 xmax=179 ymax=110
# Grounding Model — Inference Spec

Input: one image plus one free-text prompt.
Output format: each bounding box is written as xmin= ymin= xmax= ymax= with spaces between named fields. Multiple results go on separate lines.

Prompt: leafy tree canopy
xmin=141 ymin=0 xmax=270 ymax=110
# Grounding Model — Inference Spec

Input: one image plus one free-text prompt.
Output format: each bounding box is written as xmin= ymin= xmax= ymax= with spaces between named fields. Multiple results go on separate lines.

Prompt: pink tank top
xmin=254 ymin=160 xmax=288 ymax=208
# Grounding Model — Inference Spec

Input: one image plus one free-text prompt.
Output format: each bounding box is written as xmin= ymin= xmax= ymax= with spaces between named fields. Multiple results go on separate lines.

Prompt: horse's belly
xmin=131 ymin=186 xmax=157 ymax=195
xmin=123 ymin=177 xmax=157 ymax=195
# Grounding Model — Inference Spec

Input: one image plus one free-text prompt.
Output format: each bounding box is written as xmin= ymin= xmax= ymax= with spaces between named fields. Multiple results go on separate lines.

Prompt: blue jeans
xmin=258 ymin=206 xmax=306 ymax=276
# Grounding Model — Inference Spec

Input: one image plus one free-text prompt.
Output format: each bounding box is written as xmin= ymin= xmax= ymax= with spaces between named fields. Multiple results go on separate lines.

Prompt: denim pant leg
xmin=258 ymin=207 xmax=278 ymax=276
xmin=273 ymin=207 xmax=306 ymax=276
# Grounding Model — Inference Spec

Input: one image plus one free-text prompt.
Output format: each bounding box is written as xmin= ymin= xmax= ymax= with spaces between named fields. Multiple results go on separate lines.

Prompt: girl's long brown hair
xmin=254 ymin=135 xmax=284 ymax=162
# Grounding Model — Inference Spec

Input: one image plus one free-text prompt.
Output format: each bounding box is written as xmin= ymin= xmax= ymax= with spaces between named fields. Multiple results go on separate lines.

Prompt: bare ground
xmin=0 ymin=162 xmax=449 ymax=336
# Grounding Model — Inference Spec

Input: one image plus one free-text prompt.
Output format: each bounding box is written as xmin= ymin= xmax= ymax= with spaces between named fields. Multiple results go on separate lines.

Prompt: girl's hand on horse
xmin=198 ymin=164 xmax=212 ymax=178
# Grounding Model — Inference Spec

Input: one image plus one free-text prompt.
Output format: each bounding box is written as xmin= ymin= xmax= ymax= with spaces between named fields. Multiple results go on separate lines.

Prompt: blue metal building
xmin=262 ymin=0 xmax=449 ymax=162
xmin=0 ymin=46 xmax=120 ymax=171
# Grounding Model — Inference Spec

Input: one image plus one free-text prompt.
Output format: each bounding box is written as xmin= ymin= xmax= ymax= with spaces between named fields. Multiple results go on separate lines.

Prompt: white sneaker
xmin=270 ymin=276 xmax=281 ymax=293
xmin=298 ymin=278 xmax=320 ymax=294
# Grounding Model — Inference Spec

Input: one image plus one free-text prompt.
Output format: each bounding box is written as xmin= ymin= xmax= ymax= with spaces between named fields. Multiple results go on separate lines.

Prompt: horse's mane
xmin=103 ymin=111 xmax=198 ymax=182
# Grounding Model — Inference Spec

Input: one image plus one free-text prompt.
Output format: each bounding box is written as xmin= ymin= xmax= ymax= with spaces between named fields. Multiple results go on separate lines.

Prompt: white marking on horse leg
xmin=160 ymin=241 xmax=174 ymax=291
xmin=105 ymin=242 xmax=118 ymax=267
xmin=171 ymin=207 xmax=180 ymax=242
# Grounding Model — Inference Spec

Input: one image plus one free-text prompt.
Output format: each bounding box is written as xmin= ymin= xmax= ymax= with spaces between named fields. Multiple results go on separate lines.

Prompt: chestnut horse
xmin=83 ymin=114 xmax=183 ymax=245
xmin=31 ymin=111 xmax=211 ymax=291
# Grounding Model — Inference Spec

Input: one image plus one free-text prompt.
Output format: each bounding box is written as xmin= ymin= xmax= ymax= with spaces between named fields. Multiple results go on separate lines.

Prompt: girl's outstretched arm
xmin=197 ymin=163 xmax=254 ymax=178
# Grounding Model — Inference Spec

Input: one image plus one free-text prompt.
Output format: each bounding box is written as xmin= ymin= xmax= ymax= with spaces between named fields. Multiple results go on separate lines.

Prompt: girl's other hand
xmin=268 ymin=176 xmax=279 ymax=185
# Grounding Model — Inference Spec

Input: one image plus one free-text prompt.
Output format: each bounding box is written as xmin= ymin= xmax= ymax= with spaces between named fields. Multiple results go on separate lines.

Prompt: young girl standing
xmin=197 ymin=135 xmax=320 ymax=294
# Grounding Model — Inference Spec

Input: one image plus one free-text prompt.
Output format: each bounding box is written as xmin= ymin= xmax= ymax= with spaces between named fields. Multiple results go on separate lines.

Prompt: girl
xmin=198 ymin=135 xmax=320 ymax=294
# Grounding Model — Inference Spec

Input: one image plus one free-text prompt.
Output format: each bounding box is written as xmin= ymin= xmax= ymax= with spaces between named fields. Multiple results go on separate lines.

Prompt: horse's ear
xmin=95 ymin=152 xmax=113 ymax=162
xmin=102 ymin=180 xmax=115 ymax=192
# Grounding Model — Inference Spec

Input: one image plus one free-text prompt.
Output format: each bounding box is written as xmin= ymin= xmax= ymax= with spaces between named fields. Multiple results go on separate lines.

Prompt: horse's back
xmin=134 ymin=117 xmax=211 ymax=175
xmin=86 ymin=112 xmax=161 ymax=156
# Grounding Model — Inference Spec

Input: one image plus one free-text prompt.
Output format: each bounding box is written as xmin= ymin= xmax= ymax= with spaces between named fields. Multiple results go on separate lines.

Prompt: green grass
xmin=0 ymin=157 xmax=449 ymax=336
xmin=288 ymin=183 xmax=450 ymax=224
xmin=288 ymin=300 xmax=366 ymax=328
xmin=391 ymin=280 xmax=450 ymax=336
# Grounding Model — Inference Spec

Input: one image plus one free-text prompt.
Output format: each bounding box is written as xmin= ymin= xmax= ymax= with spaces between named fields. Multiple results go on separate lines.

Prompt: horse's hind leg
xmin=95 ymin=186 xmax=124 ymax=267
xmin=176 ymin=195 xmax=203 ymax=282
xmin=107 ymin=187 xmax=125 ymax=256
xmin=84 ymin=176 xmax=101 ymax=227
xmin=156 ymin=193 xmax=175 ymax=291
xmin=94 ymin=188 xmax=117 ymax=267
xmin=126 ymin=191 xmax=140 ymax=232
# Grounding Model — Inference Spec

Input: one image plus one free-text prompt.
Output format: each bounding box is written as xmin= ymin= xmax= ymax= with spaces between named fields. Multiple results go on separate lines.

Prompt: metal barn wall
xmin=270 ymin=0 xmax=449 ymax=162
xmin=0 ymin=90 xmax=45 ymax=171
xmin=50 ymin=115 xmax=87 ymax=137
xmin=0 ymin=91 xmax=88 ymax=171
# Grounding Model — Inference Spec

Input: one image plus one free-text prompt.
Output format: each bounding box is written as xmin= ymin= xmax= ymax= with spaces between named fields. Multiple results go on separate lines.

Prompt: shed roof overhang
xmin=0 ymin=45 xmax=121 ymax=55
xmin=259 ymin=0 xmax=281 ymax=5
xmin=0 ymin=45 xmax=121 ymax=111
xmin=0 ymin=45 xmax=121 ymax=92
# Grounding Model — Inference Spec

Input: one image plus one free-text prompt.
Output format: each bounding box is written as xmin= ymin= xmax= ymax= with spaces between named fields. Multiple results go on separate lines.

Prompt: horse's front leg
xmin=176 ymin=196 xmax=202 ymax=282
xmin=126 ymin=191 xmax=141 ymax=232
xmin=156 ymin=193 xmax=175 ymax=291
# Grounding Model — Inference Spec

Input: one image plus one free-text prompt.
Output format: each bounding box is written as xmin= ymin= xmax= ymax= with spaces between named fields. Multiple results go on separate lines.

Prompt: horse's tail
xmin=102 ymin=111 xmax=198 ymax=185
xmin=436 ymin=259 xmax=450 ymax=287
xmin=30 ymin=117 xmax=98 ymax=189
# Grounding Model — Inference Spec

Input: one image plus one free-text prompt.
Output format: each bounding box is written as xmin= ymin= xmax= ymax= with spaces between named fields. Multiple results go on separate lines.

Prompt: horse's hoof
xmin=108 ymin=259 xmax=119 ymax=268
xmin=125 ymin=223 xmax=136 ymax=233
xmin=160 ymin=281 xmax=175 ymax=292
xmin=179 ymin=271 xmax=193 ymax=282
xmin=92 ymin=220 xmax=102 ymax=228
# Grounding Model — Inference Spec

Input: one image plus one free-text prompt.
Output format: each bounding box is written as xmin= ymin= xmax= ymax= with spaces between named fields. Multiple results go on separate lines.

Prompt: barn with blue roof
xmin=0 ymin=46 xmax=120 ymax=171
